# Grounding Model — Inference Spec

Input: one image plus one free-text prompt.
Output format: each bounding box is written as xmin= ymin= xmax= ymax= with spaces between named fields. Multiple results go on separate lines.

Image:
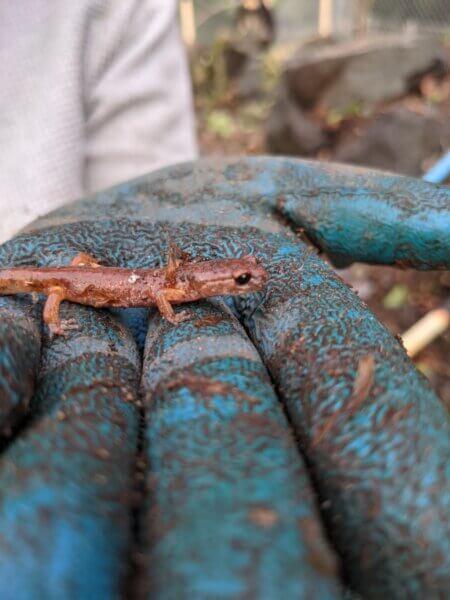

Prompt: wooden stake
xmin=401 ymin=307 xmax=450 ymax=358
xmin=319 ymin=0 xmax=333 ymax=37
xmin=179 ymin=0 xmax=196 ymax=48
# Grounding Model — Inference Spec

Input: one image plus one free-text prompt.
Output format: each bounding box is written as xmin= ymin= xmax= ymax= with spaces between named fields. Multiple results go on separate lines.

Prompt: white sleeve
xmin=83 ymin=0 xmax=198 ymax=193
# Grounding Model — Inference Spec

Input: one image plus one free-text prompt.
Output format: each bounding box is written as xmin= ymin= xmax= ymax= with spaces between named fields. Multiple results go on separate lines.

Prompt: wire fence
xmin=332 ymin=0 xmax=450 ymax=39
xmin=371 ymin=0 xmax=450 ymax=31
xmin=180 ymin=1 xmax=450 ymax=47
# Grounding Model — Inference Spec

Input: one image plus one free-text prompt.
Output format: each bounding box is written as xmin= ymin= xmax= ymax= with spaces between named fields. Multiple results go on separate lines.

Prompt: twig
xmin=401 ymin=304 xmax=450 ymax=358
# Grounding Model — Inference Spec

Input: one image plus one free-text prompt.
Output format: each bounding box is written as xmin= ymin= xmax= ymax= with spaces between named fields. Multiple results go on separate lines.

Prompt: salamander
xmin=0 ymin=246 xmax=267 ymax=335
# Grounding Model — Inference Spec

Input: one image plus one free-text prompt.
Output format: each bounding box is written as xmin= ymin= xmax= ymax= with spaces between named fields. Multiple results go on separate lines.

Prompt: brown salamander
xmin=0 ymin=247 xmax=267 ymax=335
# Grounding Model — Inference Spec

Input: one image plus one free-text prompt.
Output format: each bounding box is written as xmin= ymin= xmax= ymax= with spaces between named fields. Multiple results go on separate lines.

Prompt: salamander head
xmin=179 ymin=256 xmax=267 ymax=299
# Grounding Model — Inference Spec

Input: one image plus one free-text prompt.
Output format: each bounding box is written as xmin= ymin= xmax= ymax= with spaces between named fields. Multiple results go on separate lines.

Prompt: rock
xmin=236 ymin=55 xmax=265 ymax=100
xmin=267 ymin=80 xmax=328 ymax=155
xmin=224 ymin=43 xmax=249 ymax=80
xmin=224 ymin=45 xmax=265 ymax=100
xmin=333 ymin=106 xmax=450 ymax=176
xmin=284 ymin=33 xmax=446 ymax=110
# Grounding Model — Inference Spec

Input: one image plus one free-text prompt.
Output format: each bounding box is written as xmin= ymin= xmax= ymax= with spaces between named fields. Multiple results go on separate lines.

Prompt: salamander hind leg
xmin=43 ymin=287 xmax=78 ymax=336
xmin=71 ymin=252 xmax=101 ymax=268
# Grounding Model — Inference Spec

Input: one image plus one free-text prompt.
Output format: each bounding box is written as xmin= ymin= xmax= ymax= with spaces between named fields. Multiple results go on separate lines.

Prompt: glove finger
xmin=237 ymin=236 xmax=450 ymax=598
xmin=2 ymin=162 xmax=448 ymax=598
xmin=140 ymin=300 xmax=343 ymax=599
xmin=0 ymin=297 xmax=40 ymax=435
xmin=34 ymin=157 xmax=448 ymax=270
xmin=0 ymin=304 xmax=141 ymax=599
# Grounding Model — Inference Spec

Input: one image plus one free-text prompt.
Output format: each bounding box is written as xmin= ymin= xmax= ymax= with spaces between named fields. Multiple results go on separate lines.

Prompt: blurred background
xmin=179 ymin=0 xmax=450 ymax=405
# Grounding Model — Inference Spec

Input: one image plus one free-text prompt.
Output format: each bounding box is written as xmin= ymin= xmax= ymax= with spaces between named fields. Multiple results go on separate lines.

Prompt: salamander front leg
xmin=43 ymin=287 xmax=78 ymax=336
xmin=165 ymin=242 xmax=191 ymax=285
xmin=155 ymin=289 xmax=191 ymax=325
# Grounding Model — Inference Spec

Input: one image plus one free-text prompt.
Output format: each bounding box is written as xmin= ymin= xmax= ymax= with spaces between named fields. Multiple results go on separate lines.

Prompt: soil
xmin=347 ymin=267 xmax=450 ymax=410
xmin=193 ymin=48 xmax=449 ymax=408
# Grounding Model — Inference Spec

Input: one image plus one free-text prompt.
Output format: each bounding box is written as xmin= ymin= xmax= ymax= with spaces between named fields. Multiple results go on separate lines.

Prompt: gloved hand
xmin=0 ymin=157 xmax=449 ymax=600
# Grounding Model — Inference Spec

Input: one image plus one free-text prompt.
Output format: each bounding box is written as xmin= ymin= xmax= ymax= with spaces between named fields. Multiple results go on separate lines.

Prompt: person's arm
xmin=83 ymin=0 xmax=198 ymax=193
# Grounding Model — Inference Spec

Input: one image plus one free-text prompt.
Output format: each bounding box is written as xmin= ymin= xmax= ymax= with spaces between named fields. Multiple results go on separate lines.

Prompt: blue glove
xmin=0 ymin=157 xmax=449 ymax=599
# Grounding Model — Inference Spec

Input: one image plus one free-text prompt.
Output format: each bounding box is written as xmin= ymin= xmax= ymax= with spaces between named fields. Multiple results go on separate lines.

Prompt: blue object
xmin=0 ymin=157 xmax=449 ymax=599
xmin=423 ymin=151 xmax=450 ymax=184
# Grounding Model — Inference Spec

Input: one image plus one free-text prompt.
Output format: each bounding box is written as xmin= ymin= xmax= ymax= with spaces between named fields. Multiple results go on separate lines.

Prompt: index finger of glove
xmin=237 ymin=235 xmax=450 ymax=598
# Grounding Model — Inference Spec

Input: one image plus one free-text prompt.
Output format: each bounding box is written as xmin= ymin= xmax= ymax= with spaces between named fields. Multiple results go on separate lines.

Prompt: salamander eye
xmin=234 ymin=272 xmax=252 ymax=286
